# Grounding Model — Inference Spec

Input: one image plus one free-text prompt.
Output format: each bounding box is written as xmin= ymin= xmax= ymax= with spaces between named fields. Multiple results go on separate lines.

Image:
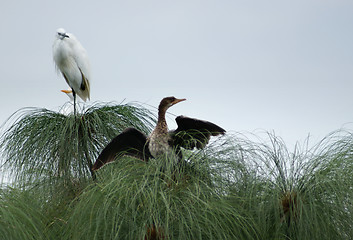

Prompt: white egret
xmin=53 ymin=28 xmax=91 ymax=114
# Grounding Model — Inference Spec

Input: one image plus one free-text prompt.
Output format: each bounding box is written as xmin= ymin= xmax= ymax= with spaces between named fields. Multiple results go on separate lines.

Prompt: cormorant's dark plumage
xmin=92 ymin=97 xmax=226 ymax=171
xmin=92 ymin=128 xmax=153 ymax=170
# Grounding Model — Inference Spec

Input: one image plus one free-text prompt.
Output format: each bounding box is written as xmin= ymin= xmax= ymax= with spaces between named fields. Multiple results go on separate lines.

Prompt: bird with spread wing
xmin=92 ymin=97 xmax=226 ymax=170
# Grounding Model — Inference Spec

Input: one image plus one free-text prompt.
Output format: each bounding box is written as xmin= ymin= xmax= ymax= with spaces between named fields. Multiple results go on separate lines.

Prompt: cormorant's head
xmin=159 ymin=96 xmax=186 ymax=112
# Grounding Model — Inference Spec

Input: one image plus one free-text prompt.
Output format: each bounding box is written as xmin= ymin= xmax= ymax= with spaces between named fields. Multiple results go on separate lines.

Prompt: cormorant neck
xmin=156 ymin=106 xmax=168 ymax=133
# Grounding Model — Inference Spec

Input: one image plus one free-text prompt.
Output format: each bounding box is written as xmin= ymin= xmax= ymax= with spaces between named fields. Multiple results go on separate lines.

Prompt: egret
xmin=53 ymin=28 xmax=91 ymax=115
xmin=92 ymin=97 xmax=226 ymax=170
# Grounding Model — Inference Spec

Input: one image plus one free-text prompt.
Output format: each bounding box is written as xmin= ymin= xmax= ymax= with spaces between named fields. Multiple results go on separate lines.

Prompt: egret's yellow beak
xmin=61 ymin=89 xmax=72 ymax=94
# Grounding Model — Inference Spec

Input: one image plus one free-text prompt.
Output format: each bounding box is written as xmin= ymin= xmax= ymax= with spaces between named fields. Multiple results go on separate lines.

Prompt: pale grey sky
xmin=1 ymin=0 xmax=353 ymax=148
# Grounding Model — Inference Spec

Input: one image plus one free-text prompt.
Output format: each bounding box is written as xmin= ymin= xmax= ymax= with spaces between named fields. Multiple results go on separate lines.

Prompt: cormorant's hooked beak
xmin=172 ymin=98 xmax=186 ymax=106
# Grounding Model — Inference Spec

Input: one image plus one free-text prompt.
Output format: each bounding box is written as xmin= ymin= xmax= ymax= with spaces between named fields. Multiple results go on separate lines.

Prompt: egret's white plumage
xmin=53 ymin=28 xmax=91 ymax=107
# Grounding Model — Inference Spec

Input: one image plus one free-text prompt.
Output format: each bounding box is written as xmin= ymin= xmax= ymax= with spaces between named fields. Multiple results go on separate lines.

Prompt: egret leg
xmin=73 ymin=90 xmax=77 ymax=115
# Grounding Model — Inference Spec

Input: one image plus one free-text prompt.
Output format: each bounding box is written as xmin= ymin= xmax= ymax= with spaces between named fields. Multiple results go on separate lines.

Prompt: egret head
xmin=56 ymin=28 xmax=69 ymax=39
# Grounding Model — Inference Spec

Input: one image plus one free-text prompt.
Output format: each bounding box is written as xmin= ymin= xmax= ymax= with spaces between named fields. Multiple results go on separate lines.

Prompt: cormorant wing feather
xmin=92 ymin=128 xmax=152 ymax=170
xmin=170 ymin=116 xmax=226 ymax=150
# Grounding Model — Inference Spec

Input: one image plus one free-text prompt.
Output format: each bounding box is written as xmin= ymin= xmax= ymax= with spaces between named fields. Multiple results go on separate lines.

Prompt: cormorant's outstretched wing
xmin=170 ymin=116 xmax=226 ymax=150
xmin=92 ymin=128 xmax=152 ymax=170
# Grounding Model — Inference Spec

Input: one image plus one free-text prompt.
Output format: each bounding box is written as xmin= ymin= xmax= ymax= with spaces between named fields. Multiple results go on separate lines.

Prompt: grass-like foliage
xmin=1 ymin=102 xmax=353 ymax=239
xmin=63 ymin=153 xmax=255 ymax=240
xmin=0 ymin=187 xmax=49 ymax=240
xmin=224 ymin=132 xmax=353 ymax=239
xmin=0 ymin=102 xmax=155 ymax=185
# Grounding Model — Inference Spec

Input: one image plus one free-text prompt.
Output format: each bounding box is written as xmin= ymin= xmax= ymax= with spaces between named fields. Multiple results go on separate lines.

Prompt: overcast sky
xmin=1 ymin=0 xmax=353 ymax=149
